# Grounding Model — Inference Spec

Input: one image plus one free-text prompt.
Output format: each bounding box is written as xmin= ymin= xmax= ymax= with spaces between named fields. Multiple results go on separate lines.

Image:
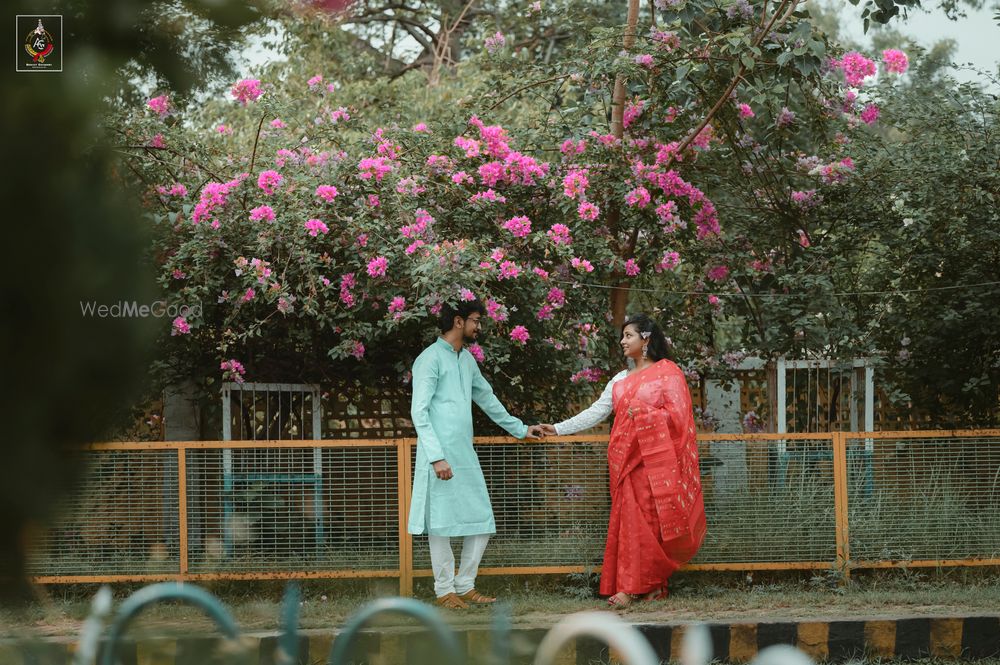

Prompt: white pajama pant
xmin=428 ymin=533 xmax=490 ymax=598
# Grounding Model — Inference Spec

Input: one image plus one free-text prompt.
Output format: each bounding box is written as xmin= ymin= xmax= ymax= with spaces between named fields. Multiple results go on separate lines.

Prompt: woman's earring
xmin=642 ymin=344 xmax=648 ymax=359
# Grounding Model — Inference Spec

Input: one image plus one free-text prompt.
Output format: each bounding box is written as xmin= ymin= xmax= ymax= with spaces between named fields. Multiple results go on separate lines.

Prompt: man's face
xmin=460 ymin=314 xmax=483 ymax=342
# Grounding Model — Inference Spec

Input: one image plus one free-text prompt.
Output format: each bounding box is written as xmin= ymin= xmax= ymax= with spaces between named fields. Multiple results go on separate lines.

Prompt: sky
xmin=832 ymin=1 xmax=1000 ymax=85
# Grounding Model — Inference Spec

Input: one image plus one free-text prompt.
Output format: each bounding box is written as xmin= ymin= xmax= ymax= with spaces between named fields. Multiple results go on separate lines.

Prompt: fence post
xmin=831 ymin=431 xmax=850 ymax=579
xmin=177 ymin=446 xmax=188 ymax=578
xmin=397 ymin=439 xmax=414 ymax=597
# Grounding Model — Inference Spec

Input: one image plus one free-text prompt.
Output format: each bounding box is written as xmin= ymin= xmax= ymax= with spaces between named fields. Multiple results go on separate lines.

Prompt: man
xmin=408 ymin=297 xmax=542 ymax=609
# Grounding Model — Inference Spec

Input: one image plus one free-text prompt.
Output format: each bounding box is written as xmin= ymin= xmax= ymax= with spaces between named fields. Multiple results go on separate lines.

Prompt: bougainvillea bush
xmin=114 ymin=0 xmax=932 ymax=420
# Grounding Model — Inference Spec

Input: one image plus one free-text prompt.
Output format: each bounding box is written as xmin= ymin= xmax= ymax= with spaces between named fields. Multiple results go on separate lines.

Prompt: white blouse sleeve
xmin=553 ymin=371 xmax=626 ymax=435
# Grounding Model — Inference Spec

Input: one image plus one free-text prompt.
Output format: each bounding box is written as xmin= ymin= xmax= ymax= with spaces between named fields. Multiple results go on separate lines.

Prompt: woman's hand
xmin=539 ymin=423 xmax=558 ymax=436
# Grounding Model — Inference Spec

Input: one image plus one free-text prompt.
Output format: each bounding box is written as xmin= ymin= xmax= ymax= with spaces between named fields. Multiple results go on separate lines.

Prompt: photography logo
xmin=16 ymin=15 xmax=62 ymax=72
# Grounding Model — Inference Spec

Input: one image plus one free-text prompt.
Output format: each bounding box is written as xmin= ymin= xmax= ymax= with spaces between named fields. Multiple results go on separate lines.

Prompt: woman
xmin=540 ymin=314 xmax=706 ymax=607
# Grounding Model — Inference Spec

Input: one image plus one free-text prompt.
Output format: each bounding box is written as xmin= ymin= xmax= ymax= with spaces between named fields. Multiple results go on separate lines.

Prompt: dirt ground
xmin=4 ymin=569 xmax=1000 ymax=639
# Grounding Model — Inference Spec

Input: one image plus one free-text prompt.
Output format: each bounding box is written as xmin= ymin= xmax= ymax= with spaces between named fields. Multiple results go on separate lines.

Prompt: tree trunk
xmin=608 ymin=0 xmax=641 ymax=328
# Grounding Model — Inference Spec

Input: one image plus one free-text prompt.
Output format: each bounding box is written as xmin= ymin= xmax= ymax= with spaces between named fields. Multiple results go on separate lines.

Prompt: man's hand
xmin=538 ymin=423 xmax=558 ymax=436
xmin=525 ymin=424 xmax=545 ymax=439
xmin=432 ymin=459 xmax=453 ymax=480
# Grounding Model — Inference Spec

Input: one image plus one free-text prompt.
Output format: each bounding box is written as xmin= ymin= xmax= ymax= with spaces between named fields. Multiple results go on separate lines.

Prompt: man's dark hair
xmin=438 ymin=298 xmax=486 ymax=333
xmin=621 ymin=313 xmax=672 ymax=361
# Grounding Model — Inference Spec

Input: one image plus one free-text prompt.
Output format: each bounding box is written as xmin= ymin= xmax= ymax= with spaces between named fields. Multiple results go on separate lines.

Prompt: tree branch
xmin=665 ymin=0 xmax=800 ymax=166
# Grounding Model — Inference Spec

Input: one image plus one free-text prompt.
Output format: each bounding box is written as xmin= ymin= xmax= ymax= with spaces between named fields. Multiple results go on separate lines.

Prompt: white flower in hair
xmin=640 ymin=331 xmax=652 ymax=339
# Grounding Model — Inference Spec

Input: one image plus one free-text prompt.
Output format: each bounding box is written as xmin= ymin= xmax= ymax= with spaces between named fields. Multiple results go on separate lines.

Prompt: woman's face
xmin=620 ymin=324 xmax=647 ymax=360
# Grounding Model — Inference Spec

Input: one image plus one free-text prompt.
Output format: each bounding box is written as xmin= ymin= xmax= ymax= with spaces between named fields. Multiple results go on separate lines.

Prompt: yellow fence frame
xmin=30 ymin=430 xmax=1000 ymax=591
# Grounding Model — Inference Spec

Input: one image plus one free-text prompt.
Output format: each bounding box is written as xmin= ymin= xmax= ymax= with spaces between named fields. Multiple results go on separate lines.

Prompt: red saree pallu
xmin=600 ymin=359 xmax=707 ymax=596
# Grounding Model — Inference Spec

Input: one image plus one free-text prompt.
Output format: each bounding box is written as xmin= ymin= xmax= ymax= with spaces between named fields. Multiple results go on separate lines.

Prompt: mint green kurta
xmin=407 ymin=337 xmax=528 ymax=536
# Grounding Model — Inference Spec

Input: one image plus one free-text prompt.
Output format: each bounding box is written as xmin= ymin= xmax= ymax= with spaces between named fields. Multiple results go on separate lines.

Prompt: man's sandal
xmin=607 ymin=592 xmax=636 ymax=608
xmin=435 ymin=592 xmax=469 ymax=610
xmin=458 ymin=589 xmax=496 ymax=604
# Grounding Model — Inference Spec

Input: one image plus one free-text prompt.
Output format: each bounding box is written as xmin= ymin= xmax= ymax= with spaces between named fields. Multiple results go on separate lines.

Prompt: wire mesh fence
xmin=27 ymin=431 xmax=1000 ymax=585
xmin=846 ymin=433 xmax=1000 ymax=563
xmin=693 ymin=436 xmax=837 ymax=564
xmin=28 ymin=448 xmax=180 ymax=577
xmin=412 ymin=440 xmax=611 ymax=571
xmin=184 ymin=445 xmax=400 ymax=573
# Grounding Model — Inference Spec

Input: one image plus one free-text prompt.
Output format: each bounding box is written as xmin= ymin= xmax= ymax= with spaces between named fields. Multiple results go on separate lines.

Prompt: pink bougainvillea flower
xmin=510 ymin=325 xmax=530 ymax=345
xmin=657 ymin=251 xmax=681 ymax=272
xmin=503 ymin=215 xmax=532 ymax=238
xmin=305 ymin=219 xmax=329 ymax=236
xmin=257 ymin=170 xmax=283 ymax=195
xmin=625 ymin=186 xmax=651 ymax=208
xmin=562 ymin=169 xmax=589 ymax=198
xmin=498 ymin=260 xmax=521 ymax=280
xmin=706 ymin=264 xmax=730 ymax=282
xmin=485 ymin=31 xmax=506 ymax=54
xmin=468 ymin=343 xmax=485 ymax=363
xmin=249 ymin=205 xmax=275 ymax=222
xmin=367 ymin=256 xmax=388 ymax=278
xmin=547 ymin=223 xmax=572 ymax=246
xmin=860 ymin=104 xmax=880 ymax=125
xmin=171 ymin=316 xmax=190 ymax=335
xmin=623 ymin=100 xmax=645 ymax=129
xmin=231 ymin=78 xmax=263 ymax=105
xmin=832 ymin=52 xmax=876 ymax=86
xmin=881 ymin=49 xmax=909 ymax=74
xmin=486 ymin=299 xmax=508 ymax=321
xmin=220 ymin=359 xmax=246 ymax=383
xmin=388 ymin=296 xmax=406 ymax=320
xmin=578 ymin=201 xmax=600 ymax=221
xmin=147 ymin=95 xmax=170 ymax=118
xmin=315 ymin=185 xmax=339 ymax=202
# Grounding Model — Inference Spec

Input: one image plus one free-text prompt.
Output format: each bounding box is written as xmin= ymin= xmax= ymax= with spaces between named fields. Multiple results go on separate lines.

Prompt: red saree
xmin=600 ymin=359 xmax=707 ymax=596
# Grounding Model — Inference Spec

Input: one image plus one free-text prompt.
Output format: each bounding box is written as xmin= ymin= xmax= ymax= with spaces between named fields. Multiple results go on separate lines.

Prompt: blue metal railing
xmin=72 ymin=582 xmax=822 ymax=665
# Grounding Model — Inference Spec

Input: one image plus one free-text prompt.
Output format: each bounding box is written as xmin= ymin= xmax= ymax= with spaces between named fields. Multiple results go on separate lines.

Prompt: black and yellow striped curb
xmin=2 ymin=617 xmax=998 ymax=664
xmin=622 ymin=617 xmax=1000 ymax=663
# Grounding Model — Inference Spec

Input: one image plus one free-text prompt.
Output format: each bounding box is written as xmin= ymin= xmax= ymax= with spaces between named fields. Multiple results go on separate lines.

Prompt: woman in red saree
xmin=541 ymin=314 xmax=707 ymax=607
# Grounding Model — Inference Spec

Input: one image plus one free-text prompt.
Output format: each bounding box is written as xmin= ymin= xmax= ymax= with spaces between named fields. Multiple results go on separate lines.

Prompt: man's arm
xmin=411 ymin=353 xmax=446 ymax=464
xmin=470 ymin=362 xmax=534 ymax=439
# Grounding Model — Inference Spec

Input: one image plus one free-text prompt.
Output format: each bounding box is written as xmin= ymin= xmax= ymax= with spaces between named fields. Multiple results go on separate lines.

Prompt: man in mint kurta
xmin=408 ymin=298 xmax=541 ymax=609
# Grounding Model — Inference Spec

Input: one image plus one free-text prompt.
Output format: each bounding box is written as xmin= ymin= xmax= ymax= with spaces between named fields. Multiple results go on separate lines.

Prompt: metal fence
xmin=28 ymin=431 xmax=1000 ymax=589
